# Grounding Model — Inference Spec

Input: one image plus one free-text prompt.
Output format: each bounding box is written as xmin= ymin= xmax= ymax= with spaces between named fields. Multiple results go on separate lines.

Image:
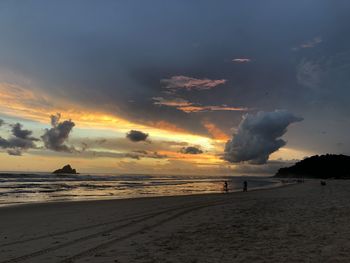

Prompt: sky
xmin=0 ymin=0 xmax=349 ymax=175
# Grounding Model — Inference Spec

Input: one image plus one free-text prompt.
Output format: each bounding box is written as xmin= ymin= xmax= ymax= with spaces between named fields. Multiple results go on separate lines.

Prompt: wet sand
xmin=0 ymin=180 xmax=349 ymax=262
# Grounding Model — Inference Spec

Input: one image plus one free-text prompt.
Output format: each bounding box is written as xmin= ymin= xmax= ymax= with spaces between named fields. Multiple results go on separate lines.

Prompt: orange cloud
xmin=0 ymin=83 xmax=212 ymax=146
xmin=158 ymin=150 xmax=222 ymax=164
xmin=0 ymin=83 xmax=140 ymax=132
xmin=179 ymin=105 xmax=248 ymax=113
xmin=153 ymin=97 xmax=248 ymax=113
xmin=161 ymin=75 xmax=227 ymax=91
xmin=202 ymin=121 xmax=229 ymax=141
xmin=152 ymin=97 xmax=192 ymax=107
xmin=148 ymin=120 xmax=188 ymax=134
xmin=0 ymin=83 xmax=232 ymax=173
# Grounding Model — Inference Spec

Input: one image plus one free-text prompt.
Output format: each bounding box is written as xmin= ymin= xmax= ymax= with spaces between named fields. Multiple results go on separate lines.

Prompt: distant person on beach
xmin=223 ymin=181 xmax=228 ymax=193
xmin=243 ymin=181 xmax=248 ymax=192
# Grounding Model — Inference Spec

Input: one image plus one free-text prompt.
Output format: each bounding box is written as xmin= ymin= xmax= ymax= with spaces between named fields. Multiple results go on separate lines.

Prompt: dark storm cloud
xmin=0 ymin=123 xmax=38 ymax=155
xmin=224 ymin=110 xmax=303 ymax=164
xmin=0 ymin=0 xmax=350 ymax=151
xmin=0 ymin=1 xmax=324 ymax=132
xmin=180 ymin=146 xmax=203 ymax=155
xmin=41 ymin=113 xmax=76 ymax=152
xmin=126 ymin=130 xmax=149 ymax=142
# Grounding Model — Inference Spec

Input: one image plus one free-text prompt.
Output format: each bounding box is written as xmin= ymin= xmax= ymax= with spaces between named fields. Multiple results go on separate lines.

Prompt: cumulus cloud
xmin=224 ymin=110 xmax=303 ymax=164
xmin=41 ymin=113 xmax=76 ymax=152
xmin=161 ymin=76 xmax=226 ymax=91
xmin=0 ymin=123 xmax=39 ymax=155
xmin=11 ymin=123 xmax=34 ymax=140
xmin=126 ymin=130 xmax=149 ymax=142
xmin=180 ymin=146 xmax=203 ymax=154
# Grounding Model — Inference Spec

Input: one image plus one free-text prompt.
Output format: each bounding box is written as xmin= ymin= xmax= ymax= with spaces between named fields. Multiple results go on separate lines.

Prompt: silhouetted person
xmin=223 ymin=181 xmax=228 ymax=193
xmin=243 ymin=181 xmax=248 ymax=192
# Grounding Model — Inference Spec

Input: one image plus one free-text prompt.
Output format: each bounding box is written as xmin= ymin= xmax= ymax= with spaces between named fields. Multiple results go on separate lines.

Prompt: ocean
xmin=0 ymin=173 xmax=281 ymax=206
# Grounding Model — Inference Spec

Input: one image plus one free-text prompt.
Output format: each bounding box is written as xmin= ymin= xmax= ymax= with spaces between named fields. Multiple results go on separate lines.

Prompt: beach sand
xmin=1 ymin=180 xmax=350 ymax=262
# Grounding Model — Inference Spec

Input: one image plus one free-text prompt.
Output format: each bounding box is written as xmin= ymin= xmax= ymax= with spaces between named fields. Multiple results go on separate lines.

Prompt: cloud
xmin=7 ymin=148 xmax=22 ymax=156
xmin=232 ymin=160 xmax=296 ymax=176
xmin=300 ymin=37 xmax=322 ymax=48
xmin=179 ymin=105 xmax=249 ymax=113
xmin=152 ymin=97 xmax=192 ymax=107
xmin=180 ymin=146 xmax=203 ymax=154
xmin=161 ymin=76 xmax=227 ymax=91
xmin=0 ymin=119 xmax=4 ymax=127
xmin=224 ymin=110 xmax=303 ymax=164
xmin=0 ymin=83 xmax=55 ymax=123
xmin=202 ymin=120 xmax=229 ymax=140
xmin=232 ymin=58 xmax=251 ymax=63
xmin=11 ymin=123 xmax=36 ymax=140
xmin=71 ymin=137 xmax=190 ymax=156
xmin=90 ymin=150 xmax=167 ymax=160
xmin=0 ymin=122 xmax=39 ymax=155
xmin=30 ymin=146 xmax=168 ymax=161
xmin=147 ymin=120 xmax=188 ymax=134
xmin=41 ymin=113 xmax=76 ymax=152
xmin=297 ymin=59 xmax=322 ymax=89
xmin=153 ymin=97 xmax=248 ymax=113
xmin=125 ymin=151 xmax=167 ymax=160
xmin=293 ymin=37 xmax=322 ymax=51
xmin=126 ymin=130 xmax=149 ymax=142
xmin=0 ymin=137 xmax=8 ymax=148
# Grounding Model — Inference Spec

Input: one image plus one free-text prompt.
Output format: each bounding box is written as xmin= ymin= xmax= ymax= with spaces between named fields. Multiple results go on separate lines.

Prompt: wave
xmin=0 ymin=173 xmax=280 ymax=206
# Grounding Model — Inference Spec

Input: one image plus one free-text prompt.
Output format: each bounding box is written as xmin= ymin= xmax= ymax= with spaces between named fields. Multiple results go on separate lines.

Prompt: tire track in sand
xmin=0 ymin=198 xmax=229 ymax=263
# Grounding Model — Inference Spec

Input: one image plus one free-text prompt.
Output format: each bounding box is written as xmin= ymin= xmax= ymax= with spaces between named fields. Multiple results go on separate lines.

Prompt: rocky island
xmin=275 ymin=154 xmax=350 ymax=179
xmin=52 ymin=164 xmax=78 ymax=174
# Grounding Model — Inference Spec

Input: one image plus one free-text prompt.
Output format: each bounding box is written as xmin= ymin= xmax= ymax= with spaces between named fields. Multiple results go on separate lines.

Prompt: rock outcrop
xmin=53 ymin=164 xmax=78 ymax=174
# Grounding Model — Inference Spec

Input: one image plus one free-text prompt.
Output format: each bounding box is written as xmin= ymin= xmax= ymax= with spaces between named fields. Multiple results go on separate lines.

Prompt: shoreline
xmin=2 ymin=181 xmax=349 ymax=262
xmin=0 ymin=178 xmax=287 ymax=210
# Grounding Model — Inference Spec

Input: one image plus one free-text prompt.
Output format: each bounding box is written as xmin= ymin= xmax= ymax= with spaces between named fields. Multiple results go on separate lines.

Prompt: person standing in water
xmin=243 ymin=181 xmax=248 ymax=192
xmin=223 ymin=181 xmax=228 ymax=193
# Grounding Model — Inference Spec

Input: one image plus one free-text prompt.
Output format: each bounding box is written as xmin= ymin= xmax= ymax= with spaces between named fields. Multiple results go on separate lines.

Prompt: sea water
xmin=0 ymin=173 xmax=281 ymax=206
